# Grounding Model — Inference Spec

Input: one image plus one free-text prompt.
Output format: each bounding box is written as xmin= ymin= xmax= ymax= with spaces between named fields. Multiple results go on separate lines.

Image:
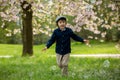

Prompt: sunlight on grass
xmin=0 ymin=42 xmax=120 ymax=56
xmin=71 ymin=42 xmax=120 ymax=54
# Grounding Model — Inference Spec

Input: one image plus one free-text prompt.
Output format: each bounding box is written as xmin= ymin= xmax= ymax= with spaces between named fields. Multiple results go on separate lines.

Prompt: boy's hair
xmin=55 ymin=16 xmax=67 ymax=25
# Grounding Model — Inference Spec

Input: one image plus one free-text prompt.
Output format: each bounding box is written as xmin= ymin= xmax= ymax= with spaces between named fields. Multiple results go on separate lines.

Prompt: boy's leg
xmin=61 ymin=53 xmax=70 ymax=76
xmin=56 ymin=53 xmax=70 ymax=76
xmin=56 ymin=54 xmax=62 ymax=68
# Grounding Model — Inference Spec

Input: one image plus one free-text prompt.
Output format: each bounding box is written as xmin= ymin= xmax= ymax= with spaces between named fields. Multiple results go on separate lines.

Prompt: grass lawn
xmin=36 ymin=42 xmax=120 ymax=55
xmin=0 ymin=42 xmax=120 ymax=80
xmin=0 ymin=55 xmax=120 ymax=80
xmin=0 ymin=42 xmax=120 ymax=56
xmin=71 ymin=42 xmax=120 ymax=54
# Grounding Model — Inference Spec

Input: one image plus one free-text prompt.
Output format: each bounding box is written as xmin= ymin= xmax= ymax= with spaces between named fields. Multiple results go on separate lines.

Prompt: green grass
xmin=0 ymin=42 xmax=120 ymax=80
xmin=0 ymin=42 xmax=120 ymax=56
xmin=71 ymin=42 xmax=120 ymax=54
xmin=0 ymin=55 xmax=120 ymax=80
xmin=39 ymin=42 xmax=120 ymax=55
xmin=0 ymin=44 xmax=22 ymax=56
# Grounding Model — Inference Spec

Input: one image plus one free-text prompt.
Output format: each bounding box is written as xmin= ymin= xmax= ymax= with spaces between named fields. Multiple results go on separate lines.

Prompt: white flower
xmin=50 ymin=65 xmax=57 ymax=71
xmin=103 ymin=60 xmax=110 ymax=68
xmin=83 ymin=74 xmax=89 ymax=79
xmin=100 ymin=40 xmax=104 ymax=42
xmin=72 ymin=72 xmax=76 ymax=78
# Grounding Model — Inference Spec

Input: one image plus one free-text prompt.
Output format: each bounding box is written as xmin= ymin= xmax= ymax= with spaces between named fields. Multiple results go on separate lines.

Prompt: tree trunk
xmin=21 ymin=1 xmax=33 ymax=56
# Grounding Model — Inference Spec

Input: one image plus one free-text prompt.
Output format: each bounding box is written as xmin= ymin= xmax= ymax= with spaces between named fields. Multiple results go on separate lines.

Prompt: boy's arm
xmin=70 ymin=29 xmax=89 ymax=44
xmin=46 ymin=31 xmax=56 ymax=48
xmin=42 ymin=31 xmax=56 ymax=51
xmin=70 ymin=29 xmax=84 ymax=42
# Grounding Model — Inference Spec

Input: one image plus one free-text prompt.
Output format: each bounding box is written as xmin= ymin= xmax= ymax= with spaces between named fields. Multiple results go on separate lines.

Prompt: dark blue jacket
xmin=46 ymin=27 xmax=84 ymax=55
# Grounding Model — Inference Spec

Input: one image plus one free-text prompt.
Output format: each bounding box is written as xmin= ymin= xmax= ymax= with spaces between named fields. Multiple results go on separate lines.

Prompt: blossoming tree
xmin=0 ymin=0 xmax=119 ymax=56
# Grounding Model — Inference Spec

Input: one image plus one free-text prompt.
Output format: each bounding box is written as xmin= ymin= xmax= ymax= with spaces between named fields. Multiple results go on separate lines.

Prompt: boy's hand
xmin=84 ymin=39 xmax=91 ymax=47
xmin=84 ymin=39 xmax=89 ymax=44
xmin=42 ymin=47 xmax=47 ymax=51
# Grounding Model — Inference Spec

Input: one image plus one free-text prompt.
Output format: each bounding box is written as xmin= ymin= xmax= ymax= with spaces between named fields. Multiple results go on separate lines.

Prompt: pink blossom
xmin=1 ymin=23 xmax=5 ymax=28
xmin=95 ymin=37 xmax=98 ymax=40
xmin=101 ymin=32 xmax=106 ymax=38
xmin=92 ymin=16 xmax=97 ymax=21
xmin=23 ymin=4 xmax=29 ymax=9
xmin=88 ymin=36 xmax=93 ymax=39
xmin=13 ymin=29 xmax=21 ymax=34
xmin=108 ymin=4 xmax=116 ymax=10
xmin=95 ymin=0 xmax=102 ymax=5
xmin=0 ymin=12 xmax=6 ymax=18
xmin=90 ymin=0 xmax=96 ymax=4
xmin=20 ymin=0 xmax=24 ymax=3
xmin=94 ymin=30 xmax=101 ymax=34
xmin=12 ymin=15 xmax=19 ymax=21
xmin=6 ymin=33 xmax=12 ymax=37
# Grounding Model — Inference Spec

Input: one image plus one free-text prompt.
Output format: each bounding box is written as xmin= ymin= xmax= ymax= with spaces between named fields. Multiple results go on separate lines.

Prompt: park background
xmin=0 ymin=0 xmax=120 ymax=80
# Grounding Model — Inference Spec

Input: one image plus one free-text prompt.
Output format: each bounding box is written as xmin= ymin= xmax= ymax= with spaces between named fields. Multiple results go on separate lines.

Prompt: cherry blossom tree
xmin=58 ymin=0 xmax=119 ymax=41
xmin=0 ymin=0 xmax=34 ymax=56
xmin=0 ymin=0 xmax=119 ymax=56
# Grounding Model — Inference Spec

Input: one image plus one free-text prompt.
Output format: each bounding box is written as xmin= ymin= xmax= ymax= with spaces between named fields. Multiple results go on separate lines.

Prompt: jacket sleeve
xmin=46 ymin=30 xmax=56 ymax=48
xmin=70 ymin=29 xmax=84 ymax=42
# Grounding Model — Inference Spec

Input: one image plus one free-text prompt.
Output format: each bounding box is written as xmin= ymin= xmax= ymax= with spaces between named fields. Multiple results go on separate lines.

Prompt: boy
xmin=42 ymin=16 xmax=89 ymax=76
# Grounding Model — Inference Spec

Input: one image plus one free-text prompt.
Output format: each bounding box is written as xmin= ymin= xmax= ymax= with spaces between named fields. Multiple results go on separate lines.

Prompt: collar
xmin=58 ymin=27 xmax=66 ymax=31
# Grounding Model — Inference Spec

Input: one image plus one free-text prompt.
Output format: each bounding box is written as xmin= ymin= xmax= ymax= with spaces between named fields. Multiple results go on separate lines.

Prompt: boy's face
xmin=57 ymin=20 xmax=66 ymax=30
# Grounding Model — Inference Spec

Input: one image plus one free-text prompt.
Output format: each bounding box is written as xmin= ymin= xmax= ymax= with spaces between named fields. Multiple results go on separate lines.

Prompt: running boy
xmin=42 ymin=16 xmax=89 ymax=76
